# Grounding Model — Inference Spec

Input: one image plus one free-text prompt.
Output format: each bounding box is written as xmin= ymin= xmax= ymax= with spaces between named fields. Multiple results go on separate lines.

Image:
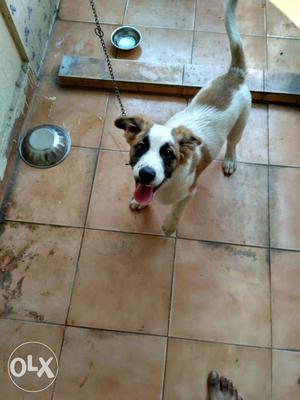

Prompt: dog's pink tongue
xmin=134 ymin=184 xmax=154 ymax=206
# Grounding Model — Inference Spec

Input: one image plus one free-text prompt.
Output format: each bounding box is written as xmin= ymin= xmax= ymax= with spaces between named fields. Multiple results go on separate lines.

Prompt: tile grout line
xmin=5 ymin=314 xmax=300 ymax=353
xmin=266 ymin=33 xmax=300 ymax=40
xmin=4 ymin=316 xmax=168 ymax=338
xmin=167 ymin=239 xmax=177 ymax=334
xmin=49 ymin=314 xmax=69 ymax=398
xmin=55 ymin=17 xmax=300 ymax=40
xmin=263 ymin=0 xmax=267 ymax=91
xmin=62 ymin=95 xmax=110 ymax=323
xmin=5 ymin=216 xmax=300 ymax=252
xmin=190 ymin=0 xmax=198 ymax=64
xmin=263 ymin=0 xmax=267 ymax=39
xmin=17 ymin=132 xmax=300 ymax=169
xmin=160 ymin=335 xmax=170 ymax=400
xmin=266 ymin=103 xmax=273 ymax=399
xmin=31 ymin=145 xmax=300 ymax=171
xmin=168 ymin=336 xmax=300 ymax=354
xmin=265 ymin=0 xmax=269 ymax=71
xmin=50 ymin=95 xmax=110 ymax=400
xmin=160 ymin=337 xmax=169 ymax=400
xmin=49 ymin=197 xmax=89 ymax=399
xmin=122 ymin=0 xmax=130 ymax=25
xmin=48 ymin=133 xmax=96 ymax=396
xmin=168 ymin=335 xmax=275 ymax=351
xmin=161 ymin=238 xmax=178 ymax=399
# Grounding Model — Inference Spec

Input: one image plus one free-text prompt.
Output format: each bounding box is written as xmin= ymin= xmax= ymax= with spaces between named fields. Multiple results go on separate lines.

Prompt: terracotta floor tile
xmin=117 ymin=27 xmax=193 ymax=64
xmin=124 ymin=0 xmax=196 ymax=30
xmin=192 ymin=32 xmax=266 ymax=69
xmin=53 ymin=327 xmax=166 ymax=400
xmin=268 ymin=37 xmax=300 ymax=73
xmin=270 ymin=167 xmax=300 ymax=250
xmin=267 ymin=1 xmax=300 ymax=39
xmin=59 ymin=0 xmax=127 ymax=24
xmin=177 ymin=162 xmax=268 ymax=246
xmin=218 ymin=104 xmax=268 ymax=164
xmin=195 ymin=0 xmax=266 ymax=36
xmin=5 ymin=147 xmax=97 ymax=226
xmin=0 ymin=222 xmax=82 ymax=323
xmin=164 ymin=338 xmax=271 ymax=400
xmin=0 ymin=319 xmax=63 ymax=399
xmin=170 ymin=240 xmax=270 ymax=346
xmin=272 ymin=350 xmax=300 ymax=400
xmin=269 ymin=105 xmax=300 ymax=167
xmin=86 ymin=150 xmax=169 ymax=234
xmin=102 ymin=93 xmax=187 ymax=151
xmin=43 ymin=20 xmax=117 ymax=76
xmin=23 ymin=79 xmax=107 ymax=148
xmin=272 ymin=250 xmax=300 ymax=349
xmin=68 ymin=229 xmax=174 ymax=334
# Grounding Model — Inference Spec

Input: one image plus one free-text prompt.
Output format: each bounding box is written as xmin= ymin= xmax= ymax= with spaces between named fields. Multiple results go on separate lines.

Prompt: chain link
xmin=89 ymin=0 xmax=126 ymax=117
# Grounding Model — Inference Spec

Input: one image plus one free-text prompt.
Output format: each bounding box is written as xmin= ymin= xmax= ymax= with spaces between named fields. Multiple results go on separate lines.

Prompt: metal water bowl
xmin=111 ymin=26 xmax=142 ymax=50
xmin=18 ymin=125 xmax=71 ymax=168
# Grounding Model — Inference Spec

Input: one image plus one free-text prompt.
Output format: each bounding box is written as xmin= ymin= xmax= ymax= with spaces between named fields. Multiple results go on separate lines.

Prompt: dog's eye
xmin=165 ymin=148 xmax=173 ymax=157
xmin=135 ymin=142 xmax=146 ymax=152
xmin=135 ymin=142 xmax=145 ymax=151
xmin=161 ymin=145 xmax=175 ymax=159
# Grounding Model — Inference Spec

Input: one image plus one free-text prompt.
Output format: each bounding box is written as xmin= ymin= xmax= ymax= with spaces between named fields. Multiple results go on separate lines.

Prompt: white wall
xmin=0 ymin=12 xmax=25 ymax=180
xmin=0 ymin=1 xmax=60 ymax=182
xmin=4 ymin=0 xmax=60 ymax=74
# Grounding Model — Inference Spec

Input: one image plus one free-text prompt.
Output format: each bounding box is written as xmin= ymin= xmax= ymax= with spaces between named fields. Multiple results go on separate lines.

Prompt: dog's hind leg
xmin=223 ymin=107 xmax=249 ymax=176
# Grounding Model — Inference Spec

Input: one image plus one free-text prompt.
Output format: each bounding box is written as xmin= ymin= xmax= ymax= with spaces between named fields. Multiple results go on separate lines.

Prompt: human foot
xmin=207 ymin=371 xmax=243 ymax=400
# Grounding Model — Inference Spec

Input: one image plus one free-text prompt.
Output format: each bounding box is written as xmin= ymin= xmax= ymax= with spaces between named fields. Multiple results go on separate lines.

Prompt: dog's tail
xmin=225 ymin=0 xmax=246 ymax=76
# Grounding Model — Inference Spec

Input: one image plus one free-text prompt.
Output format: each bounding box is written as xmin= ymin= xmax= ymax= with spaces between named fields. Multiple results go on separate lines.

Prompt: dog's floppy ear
xmin=172 ymin=126 xmax=202 ymax=163
xmin=115 ymin=115 xmax=152 ymax=143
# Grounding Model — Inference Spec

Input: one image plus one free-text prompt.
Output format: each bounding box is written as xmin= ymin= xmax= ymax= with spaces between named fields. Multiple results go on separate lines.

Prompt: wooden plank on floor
xmin=57 ymin=55 xmax=300 ymax=105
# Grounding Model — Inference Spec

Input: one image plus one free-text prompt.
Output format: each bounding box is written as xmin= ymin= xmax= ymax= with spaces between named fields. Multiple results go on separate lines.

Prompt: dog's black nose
xmin=139 ymin=167 xmax=156 ymax=185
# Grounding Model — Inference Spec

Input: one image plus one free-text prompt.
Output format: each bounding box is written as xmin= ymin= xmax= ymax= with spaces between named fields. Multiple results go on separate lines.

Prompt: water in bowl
xmin=117 ymin=35 xmax=136 ymax=50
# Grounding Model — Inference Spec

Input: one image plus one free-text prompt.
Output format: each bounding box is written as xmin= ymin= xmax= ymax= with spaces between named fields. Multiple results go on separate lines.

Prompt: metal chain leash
xmin=89 ymin=0 xmax=127 ymax=117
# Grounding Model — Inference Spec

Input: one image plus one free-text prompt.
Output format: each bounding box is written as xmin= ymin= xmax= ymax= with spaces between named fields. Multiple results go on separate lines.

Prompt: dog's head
xmin=115 ymin=115 xmax=201 ymax=205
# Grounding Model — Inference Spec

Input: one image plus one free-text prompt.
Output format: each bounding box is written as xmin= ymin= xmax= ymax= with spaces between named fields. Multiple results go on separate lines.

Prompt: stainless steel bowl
xmin=18 ymin=124 xmax=71 ymax=168
xmin=111 ymin=26 xmax=142 ymax=50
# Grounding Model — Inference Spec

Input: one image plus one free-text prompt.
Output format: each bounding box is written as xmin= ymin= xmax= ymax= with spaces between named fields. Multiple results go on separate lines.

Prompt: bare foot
xmin=207 ymin=371 xmax=243 ymax=400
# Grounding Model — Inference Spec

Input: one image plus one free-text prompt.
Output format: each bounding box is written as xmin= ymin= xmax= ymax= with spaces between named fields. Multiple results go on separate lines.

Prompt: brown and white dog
xmin=115 ymin=0 xmax=251 ymax=236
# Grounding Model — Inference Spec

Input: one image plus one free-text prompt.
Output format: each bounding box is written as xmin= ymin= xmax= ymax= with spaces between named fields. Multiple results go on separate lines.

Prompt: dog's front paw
xmin=223 ymin=158 xmax=237 ymax=176
xmin=162 ymin=217 xmax=177 ymax=236
xmin=130 ymin=198 xmax=147 ymax=211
